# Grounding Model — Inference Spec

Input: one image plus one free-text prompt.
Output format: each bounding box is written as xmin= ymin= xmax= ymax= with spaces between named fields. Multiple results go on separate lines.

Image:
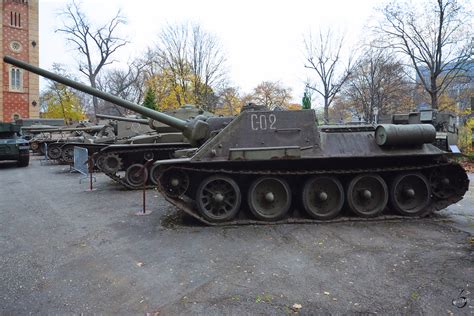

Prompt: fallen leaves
xmin=292 ymin=303 xmax=302 ymax=311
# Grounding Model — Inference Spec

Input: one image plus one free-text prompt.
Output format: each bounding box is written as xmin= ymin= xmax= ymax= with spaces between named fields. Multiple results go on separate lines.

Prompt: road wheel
xmin=47 ymin=144 xmax=62 ymax=160
xmin=302 ymin=176 xmax=344 ymax=220
xmin=248 ymin=176 xmax=291 ymax=221
xmin=125 ymin=164 xmax=148 ymax=188
xmin=347 ymin=174 xmax=388 ymax=217
xmin=196 ymin=175 xmax=241 ymax=223
xmin=390 ymin=173 xmax=431 ymax=216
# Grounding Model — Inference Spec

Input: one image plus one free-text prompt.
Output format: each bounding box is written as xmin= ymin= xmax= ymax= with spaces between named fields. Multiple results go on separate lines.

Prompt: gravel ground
xmin=0 ymin=156 xmax=473 ymax=314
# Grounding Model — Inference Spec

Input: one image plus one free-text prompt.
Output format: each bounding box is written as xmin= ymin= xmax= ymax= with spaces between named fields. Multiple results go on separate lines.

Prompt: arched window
xmin=10 ymin=67 xmax=22 ymax=91
xmin=9 ymin=12 xmax=22 ymax=27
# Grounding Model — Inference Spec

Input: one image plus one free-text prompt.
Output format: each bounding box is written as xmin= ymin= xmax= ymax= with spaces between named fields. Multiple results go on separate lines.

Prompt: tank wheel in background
xmin=30 ymin=141 xmax=39 ymax=151
xmin=248 ymin=176 xmax=291 ymax=221
xmin=95 ymin=155 xmax=105 ymax=170
xmin=61 ymin=145 xmax=74 ymax=163
xmin=196 ymin=175 xmax=241 ymax=223
xmin=156 ymin=168 xmax=189 ymax=197
xmin=17 ymin=155 xmax=29 ymax=167
xmin=47 ymin=144 xmax=62 ymax=160
xmin=38 ymin=143 xmax=46 ymax=155
xmin=430 ymin=165 xmax=465 ymax=199
xmin=390 ymin=173 xmax=431 ymax=216
xmin=143 ymin=152 xmax=154 ymax=160
xmin=124 ymin=163 xmax=148 ymax=188
xmin=302 ymin=176 xmax=344 ymax=220
xmin=347 ymin=174 xmax=388 ymax=217
xmin=100 ymin=153 xmax=123 ymax=174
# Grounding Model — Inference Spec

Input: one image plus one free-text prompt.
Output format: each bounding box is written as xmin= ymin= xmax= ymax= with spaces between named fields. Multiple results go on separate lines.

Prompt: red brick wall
xmin=2 ymin=0 xmax=30 ymax=122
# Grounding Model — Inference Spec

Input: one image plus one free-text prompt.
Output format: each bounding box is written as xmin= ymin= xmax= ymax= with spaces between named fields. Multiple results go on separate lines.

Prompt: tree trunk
xmin=324 ymin=98 xmax=329 ymax=124
xmin=430 ymin=77 xmax=438 ymax=109
xmin=90 ymin=77 xmax=98 ymax=119
xmin=430 ymin=92 xmax=438 ymax=110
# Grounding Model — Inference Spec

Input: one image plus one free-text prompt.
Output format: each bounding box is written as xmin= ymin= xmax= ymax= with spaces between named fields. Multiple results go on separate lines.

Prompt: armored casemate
xmin=4 ymin=55 xmax=469 ymax=225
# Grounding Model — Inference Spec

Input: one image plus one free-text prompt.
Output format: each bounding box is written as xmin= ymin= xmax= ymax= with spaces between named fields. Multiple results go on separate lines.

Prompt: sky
xmin=37 ymin=0 xmax=396 ymax=105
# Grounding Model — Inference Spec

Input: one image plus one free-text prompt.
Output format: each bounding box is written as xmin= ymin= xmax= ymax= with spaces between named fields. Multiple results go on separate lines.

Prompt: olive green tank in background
xmin=378 ymin=109 xmax=459 ymax=152
xmin=4 ymin=55 xmax=469 ymax=226
xmin=91 ymin=104 xmax=220 ymax=189
xmin=0 ymin=122 xmax=30 ymax=167
xmin=2 ymin=55 xmax=220 ymax=188
xmin=27 ymin=123 xmax=116 ymax=161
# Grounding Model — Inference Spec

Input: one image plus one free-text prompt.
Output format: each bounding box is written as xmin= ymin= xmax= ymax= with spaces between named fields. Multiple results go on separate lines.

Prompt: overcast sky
xmin=37 ymin=0 xmax=451 ymax=105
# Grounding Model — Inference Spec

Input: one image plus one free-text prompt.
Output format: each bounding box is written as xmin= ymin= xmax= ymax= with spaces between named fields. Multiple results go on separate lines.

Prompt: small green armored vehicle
xmin=0 ymin=122 xmax=30 ymax=167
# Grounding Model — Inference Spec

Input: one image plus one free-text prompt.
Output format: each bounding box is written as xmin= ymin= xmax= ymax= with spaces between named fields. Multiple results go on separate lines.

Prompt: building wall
xmin=0 ymin=0 xmax=39 ymax=122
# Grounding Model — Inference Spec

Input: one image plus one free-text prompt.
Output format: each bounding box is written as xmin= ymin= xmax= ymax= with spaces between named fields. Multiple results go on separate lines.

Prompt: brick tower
xmin=0 ymin=0 xmax=38 ymax=122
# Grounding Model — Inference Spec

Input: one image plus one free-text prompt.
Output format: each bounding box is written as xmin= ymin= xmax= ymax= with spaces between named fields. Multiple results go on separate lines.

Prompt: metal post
xmin=81 ymin=152 xmax=97 ymax=191
xmin=89 ymin=158 xmax=94 ymax=191
xmin=136 ymin=159 xmax=154 ymax=216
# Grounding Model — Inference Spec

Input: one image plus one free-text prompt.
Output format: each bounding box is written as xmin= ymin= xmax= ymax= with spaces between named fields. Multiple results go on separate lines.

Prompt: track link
xmin=96 ymin=144 xmax=189 ymax=189
xmin=157 ymin=161 xmax=469 ymax=226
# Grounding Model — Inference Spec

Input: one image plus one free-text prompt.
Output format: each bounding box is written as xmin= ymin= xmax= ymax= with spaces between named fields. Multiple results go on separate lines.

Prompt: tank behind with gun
xmin=27 ymin=123 xmax=116 ymax=160
xmin=4 ymin=55 xmax=469 ymax=226
xmin=378 ymin=109 xmax=459 ymax=152
xmin=3 ymin=56 xmax=232 ymax=188
xmin=89 ymin=105 xmax=220 ymax=189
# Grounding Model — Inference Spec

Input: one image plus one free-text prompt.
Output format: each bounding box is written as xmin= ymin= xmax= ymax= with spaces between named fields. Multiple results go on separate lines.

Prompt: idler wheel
xmin=248 ymin=177 xmax=291 ymax=221
xmin=61 ymin=145 xmax=74 ymax=163
xmin=125 ymin=163 xmax=148 ymax=188
xmin=347 ymin=174 xmax=388 ymax=217
xmin=144 ymin=152 xmax=154 ymax=160
xmin=47 ymin=144 xmax=62 ymax=160
xmin=196 ymin=175 xmax=241 ymax=223
xmin=156 ymin=167 xmax=190 ymax=197
xmin=100 ymin=153 xmax=123 ymax=174
xmin=302 ymin=176 xmax=344 ymax=220
xmin=390 ymin=173 xmax=431 ymax=216
xmin=30 ymin=141 xmax=39 ymax=151
xmin=429 ymin=165 xmax=467 ymax=199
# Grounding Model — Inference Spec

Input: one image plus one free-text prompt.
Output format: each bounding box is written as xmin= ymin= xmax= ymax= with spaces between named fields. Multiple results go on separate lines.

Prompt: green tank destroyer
xmin=5 ymin=55 xmax=469 ymax=226
xmin=0 ymin=122 xmax=30 ymax=167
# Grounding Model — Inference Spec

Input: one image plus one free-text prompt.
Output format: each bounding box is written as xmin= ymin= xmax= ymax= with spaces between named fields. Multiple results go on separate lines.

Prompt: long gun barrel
xmin=96 ymin=114 xmax=149 ymax=125
xmin=4 ymin=56 xmax=190 ymax=129
xmin=24 ymin=125 xmax=106 ymax=133
xmin=5 ymin=56 xmax=213 ymax=145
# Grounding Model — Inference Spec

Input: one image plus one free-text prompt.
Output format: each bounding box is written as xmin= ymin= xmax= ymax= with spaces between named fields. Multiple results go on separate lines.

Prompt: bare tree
xmin=343 ymin=48 xmax=414 ymax=123
xmin=247 ymin=81 xmax=293 ymax=109
xmin=96 ymin=61 xmax=146 ymax=115
xmin=304 ymin=29 xmax=354 ymax=123
xmin=216 ymin=86 xmax=241 ymax=115
xmin=56 ymin=0 xmax=129 ymax=116
xmin=190 ymin=24 xmax=227 ymax=107
xmin=375 ymin=0 xmax=473 ymax=109
xmin=152 ymin=22 xmax=227 ymax=110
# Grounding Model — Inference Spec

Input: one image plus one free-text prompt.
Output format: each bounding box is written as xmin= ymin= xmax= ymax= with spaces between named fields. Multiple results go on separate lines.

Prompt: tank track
xmin=157 ymin=161 xmax=469 ymax=226
xmin=96 ymin=145 xmax=189 ymax=190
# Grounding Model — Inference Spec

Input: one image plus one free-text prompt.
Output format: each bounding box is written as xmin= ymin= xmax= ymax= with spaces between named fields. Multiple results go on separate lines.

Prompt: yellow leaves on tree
xmin=287 ymin=103 xmax=302 ymax=111
xmin=41 ymin=84 xmax=86 ymax=122
xmin=145 ymin=67 xmax=217 ymax=112
xmin=214 ymin=87 xmax=242 ymax=116
xmin=458 ymin=116 xmax=474 ymax=153
xmin=146 ymin=68 xmax=194 ymax=112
